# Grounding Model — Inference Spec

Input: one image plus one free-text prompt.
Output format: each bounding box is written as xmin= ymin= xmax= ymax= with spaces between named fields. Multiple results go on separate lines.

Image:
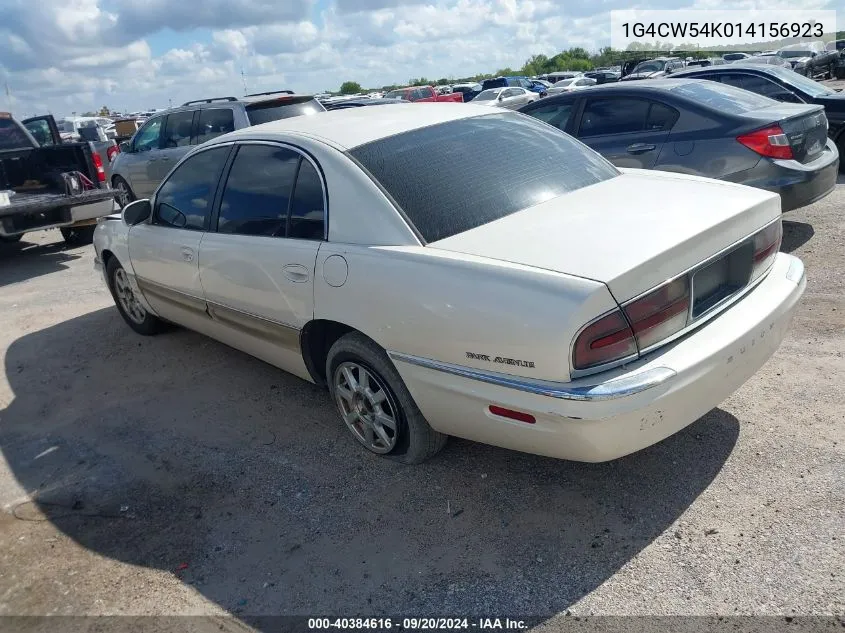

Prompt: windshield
xmin=384 ymin=90 xmax=410 ymax=101
xmin=349 ymin=112 xmax=619 ymax=243
xmin=632 ymin=60 xmax=665 ymax=73
xmin=473 ymin=90 xmax=499 ymax=101
xmin=778 ymin=50 xmax=809 ymax=59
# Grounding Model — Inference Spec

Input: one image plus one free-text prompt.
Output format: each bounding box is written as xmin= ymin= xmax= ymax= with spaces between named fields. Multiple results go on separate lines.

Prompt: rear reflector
xmin=488 ymin=405 xmax=536 ymax=424
xmin=91 ymin=151 xmax=106 ymax=182
xmin=751 ymin=220 xmax=783 ymax=281
xmin=572 ymin=309 xmax=637 ymax=371
xmin=623 ymin=277 xmax=690 ymax=351
xmin=106 ymin=145 xmax=119 ymax=162
xmin=737 ymin=125 xmax=794 ymax=160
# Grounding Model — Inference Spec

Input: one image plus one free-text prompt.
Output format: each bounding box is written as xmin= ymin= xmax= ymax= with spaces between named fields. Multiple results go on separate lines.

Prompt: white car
xmin=93 ymin=104 xmax=805 ymax=464
xmin=472 ymin=87 xmax=538 ymax=109
xmin=546 ymin=77 xmax=597 ymax=95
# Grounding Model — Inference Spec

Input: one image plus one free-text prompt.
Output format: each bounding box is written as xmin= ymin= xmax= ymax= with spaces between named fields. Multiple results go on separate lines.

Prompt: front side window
xmin=133 ymin=117 xmax=163 ymax=152
xmin=196 ymin=109 xmax=235 ymax=144
xmin=154 ymin=146 xmax=230 ymax=231
xmin=350 ymin=112 xmax=618 ymax=243
xmin=218 ymin=144 xmax=299 ymax=237
xmin=162 ymin=111 xmax=194 ymax=148
xmin=579 ymin=98 xmax=650 ymax=137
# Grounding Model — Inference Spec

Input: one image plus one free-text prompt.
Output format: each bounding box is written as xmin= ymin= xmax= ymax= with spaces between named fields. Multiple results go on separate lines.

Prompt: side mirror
xmin=665 ymin=67 xmax=673 ymax=74
xmin=122 ymin=199 xmax=151 ymax=226
xmin=811 ymin=52 xmax=817 ymax=57
xmin=119 ymin=141 xmax=131 ymax=153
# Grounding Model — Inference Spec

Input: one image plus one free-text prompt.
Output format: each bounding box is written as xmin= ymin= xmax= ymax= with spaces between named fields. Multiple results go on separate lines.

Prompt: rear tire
xmin=112 ymin=176 xmax=135 ymax=210
xmin=837 ymin=135 xmax=845 ymax=173
xmin=326 ymin=332 xmax=447 ymax=464
xmin=106 ymin=256 xmax=164 ymax=335
xmin=60 ymin=225 xmax=96 ymax=245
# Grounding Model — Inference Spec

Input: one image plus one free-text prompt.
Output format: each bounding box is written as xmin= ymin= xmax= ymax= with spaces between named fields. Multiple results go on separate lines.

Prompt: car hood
xmin=428 ymin=169 xmax=781 ymax=302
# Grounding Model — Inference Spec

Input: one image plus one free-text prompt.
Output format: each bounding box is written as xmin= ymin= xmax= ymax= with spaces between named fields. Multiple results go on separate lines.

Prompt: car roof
xmin=216 ymin=103 xmax=497 ymax=150
xmin=673 ymin=63 xmax=777 ymax=76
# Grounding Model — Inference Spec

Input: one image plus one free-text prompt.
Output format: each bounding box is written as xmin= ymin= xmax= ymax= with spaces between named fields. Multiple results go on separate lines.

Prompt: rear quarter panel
xmin=313 ymin=243 xmax=618 ymax=383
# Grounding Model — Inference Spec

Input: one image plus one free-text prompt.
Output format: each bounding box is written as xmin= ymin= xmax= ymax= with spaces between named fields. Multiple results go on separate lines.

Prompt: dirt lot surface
xmin=0 ymin=177 xmax=843 ymax=627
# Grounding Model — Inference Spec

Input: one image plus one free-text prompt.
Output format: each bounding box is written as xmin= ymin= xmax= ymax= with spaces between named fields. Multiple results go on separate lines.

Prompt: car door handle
xmin=180 ymin=247 xmax=194 ymax=262
xmin=627 ymin=143 xmax=656 ymax=154
xmin=283 ymin=264 xmax=310 ymax=283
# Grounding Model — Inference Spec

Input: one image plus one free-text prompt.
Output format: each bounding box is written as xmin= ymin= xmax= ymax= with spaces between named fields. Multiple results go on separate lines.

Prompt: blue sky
xmin=0 ymin=0 xmax=841 ymax=117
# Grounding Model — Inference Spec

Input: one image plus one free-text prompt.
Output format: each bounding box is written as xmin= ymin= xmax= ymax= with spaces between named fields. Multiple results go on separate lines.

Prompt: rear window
xmin=669 ymin=81 xmax=775 ymax=114
xmin=350 ymin=113 xmax=619 ymax=243
xmin=0 ymin=119 xmax=34 ymax=150
xmin=246 ymin=97 xmax=326 ymax=126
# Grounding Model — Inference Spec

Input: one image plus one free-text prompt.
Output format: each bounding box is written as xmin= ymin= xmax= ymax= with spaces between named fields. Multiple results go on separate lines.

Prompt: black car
xmin=517 ymin=79 xmax=838 ymax=212
xmin=671 ymin=64 xmax=845 ymax=166
xmin=322 ymin=98 xmax=404 ymax=111
xmin=583 ymin=71 xmax=620 ymax=84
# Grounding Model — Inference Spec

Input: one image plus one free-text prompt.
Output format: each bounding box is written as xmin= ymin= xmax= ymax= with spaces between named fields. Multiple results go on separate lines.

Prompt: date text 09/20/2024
xmin=308 ymin=618 xmax=528 ymax=630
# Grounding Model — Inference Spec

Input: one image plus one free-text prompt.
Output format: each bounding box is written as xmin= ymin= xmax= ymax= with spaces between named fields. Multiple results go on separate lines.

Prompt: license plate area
xmin=691 ymin=243 xmax=753 ymax=319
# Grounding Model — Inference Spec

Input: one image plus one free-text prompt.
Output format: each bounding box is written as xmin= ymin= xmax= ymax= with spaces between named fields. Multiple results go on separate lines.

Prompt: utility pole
xmin=241 ymin=66 xmax=248 ymax=95
xmin=4 ymin=81 xmax=12 ymax=115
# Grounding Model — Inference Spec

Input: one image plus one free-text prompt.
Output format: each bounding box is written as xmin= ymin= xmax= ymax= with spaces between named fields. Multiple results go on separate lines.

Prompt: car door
xmin=197 ymin=142 xmax=325 ymax=376
xmin=575 ymin=97 xmax=674 ymax=169
xmin=128 ymin=144 xmax=232 ymax=325
xmin=152 ymin=110 xmax=196 ymax=187
xmin=123 ymin=115 xmax=165 ymax=198
xmin=499 ymin=89 xmax=521 ymax=109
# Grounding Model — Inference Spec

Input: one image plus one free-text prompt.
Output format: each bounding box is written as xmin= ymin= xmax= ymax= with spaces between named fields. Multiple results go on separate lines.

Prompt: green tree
xmin=98 ymin=105 xmax=111 ymax=116
xmin=339 ymin=81 xmax=362 ymax=95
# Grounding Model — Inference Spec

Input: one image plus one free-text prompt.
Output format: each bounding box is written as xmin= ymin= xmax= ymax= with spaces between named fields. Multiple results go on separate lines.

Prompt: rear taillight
xmin=92 ymin=152 xmax=106 ymax=182
xmin=751 ymin=220 xmax=783 ymax=280
xmin=572 ymin=309 xmax=637 ymax=371
xmin=622 ymin=277 xmax=690 ymax=351
xmin=107 ymin=145 xmax=119 ymax=162
xmin=737 ymin=125 xmax=793 ymax=160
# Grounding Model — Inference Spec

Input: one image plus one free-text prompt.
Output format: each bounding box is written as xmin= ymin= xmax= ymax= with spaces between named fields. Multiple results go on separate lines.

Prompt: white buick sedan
xmin=93 ymin=104 xmax=806 ymax=464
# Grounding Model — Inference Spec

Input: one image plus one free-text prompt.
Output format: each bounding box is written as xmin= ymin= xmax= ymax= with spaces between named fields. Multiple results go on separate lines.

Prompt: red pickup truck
xmin=383 ymin=86 xmax=464 ymax=103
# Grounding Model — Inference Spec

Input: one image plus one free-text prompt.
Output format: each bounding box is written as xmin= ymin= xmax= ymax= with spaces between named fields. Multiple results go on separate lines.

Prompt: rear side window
xmin=162 ymin=111 xmax=194 ymax=148
xmin=669 ymin=81 xmax=774 ymax=114
xmin=350 ymin=112 xmax=618 ymax=243
xmin=154 ymin=146 xmax=230 ymax=231
xmin=245 ymin=98 xmax=325 ymax=126
xmin=218 ymin=145 xmax=300 ymax=237
xmin=289 ymin=160 xmax=325 ymax=240
xmin=717 ymin=73 xmax=785 ymax=99
xmin=196 ymin=109 xmax=235 ymax=144
xmin=646 ymin=103 xmax=679 ymax=130
xmin=524 ymin=102 xmax=574 ymax=132
xmin=580 ymin=99 xmax=650 ymax=136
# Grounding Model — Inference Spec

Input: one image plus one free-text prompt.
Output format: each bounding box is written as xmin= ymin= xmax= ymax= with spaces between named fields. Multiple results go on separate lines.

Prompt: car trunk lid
xmin=428 ymin=170 xmax=781 ymax=303
xmin=742 ymin=103 xmax=829 ymax=163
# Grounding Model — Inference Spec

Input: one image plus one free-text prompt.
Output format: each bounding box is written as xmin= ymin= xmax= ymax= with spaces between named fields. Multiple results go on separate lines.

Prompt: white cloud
xmin=1 ymin=0 xmax=842 ymax=116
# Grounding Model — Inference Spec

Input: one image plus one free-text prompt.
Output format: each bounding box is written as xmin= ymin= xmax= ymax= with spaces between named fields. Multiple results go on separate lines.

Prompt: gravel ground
xmin=0 ymin=176 xmax=842 ymax=626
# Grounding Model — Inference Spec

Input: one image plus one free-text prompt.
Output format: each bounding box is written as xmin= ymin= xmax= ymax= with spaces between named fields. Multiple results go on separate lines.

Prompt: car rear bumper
xmin=390 ymin=253 xmax=805 ymax=462
xmin=737 ymin=139 xmax=839 ymax=212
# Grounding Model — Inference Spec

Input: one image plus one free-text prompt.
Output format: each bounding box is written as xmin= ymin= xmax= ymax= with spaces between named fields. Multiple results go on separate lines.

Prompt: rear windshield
xmin=670 ymin=81 xmax=775 ymax=114
xmin=350 ymin=113 xmax=619 ymax=243
xmin=0 ymin=119 xmax=34 ymax=150
xmin=246 ymin=98 xmax=326 ymax=125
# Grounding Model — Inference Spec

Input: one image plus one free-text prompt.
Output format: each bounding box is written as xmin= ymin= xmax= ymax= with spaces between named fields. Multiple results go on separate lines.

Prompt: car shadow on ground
xmin=0 ymin=238 xmax=81 ymax=288
xmin=781 ymin=220 xmax=815 ymax=254
xmin=1 ymin=308 xmax=739 ymax=621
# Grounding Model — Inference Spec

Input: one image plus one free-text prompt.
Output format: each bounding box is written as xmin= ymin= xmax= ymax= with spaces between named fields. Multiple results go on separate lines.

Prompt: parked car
xmin=109 ymin=91 xmax=326 ymax=207
xmin=620 ymin=57 xmax=685 ymax=81
xmin=518 ymin=79 xmax=838 ymax=211
xmin=0 ymin=112 xmax=114 ymax=244
xmin=777 ymin=42 xmax=838 ymax=79
xmin=671 ymin=64 xmax=845 ymax=167
xmin=584 ymin=71 xmax=621 ymax=84
xmin=723 ymin=52 xmax=752 ymax=62
xmin=93 ymin=105 xmax=805 ymax=463
xmin=745 ymin=53 xmax=792 ymax=69
xmin=450 ymin=83 xmax=483 ymax=102
xmin=685 ymin=58 xmax=728 ymax=68
xmin=540 ymin=71 xmax=583 ymax=83
xmin=472 ymin=87 xmax=538 ymax=109
xmin=322 ymin=98 xmax=404 ymax=111
xmin=546 ymin=77 xmax=597 ymax=95
xmin=829 ymin=40 xmax=845 ymax=78
xmin=481 ymin=76 xmax=545 ymax=95
xmin=382 ymin=86 xmax=464 ymax=103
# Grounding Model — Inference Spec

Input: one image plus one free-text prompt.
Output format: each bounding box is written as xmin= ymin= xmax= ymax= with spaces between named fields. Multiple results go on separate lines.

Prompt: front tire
xmin=60 ymin=225 xmax=95 ymax=245
xmin=326 ymin=332 xmax=447 ymax=464
xmin=106 ymin=256 xmax=163 ymax=335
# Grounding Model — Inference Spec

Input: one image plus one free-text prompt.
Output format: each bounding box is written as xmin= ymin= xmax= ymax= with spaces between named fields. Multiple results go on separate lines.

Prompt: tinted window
xmin=289 ymin=159 xmax=325 ymax=240
xmin=133 ymin=117 xmax=163 ymax=152
xmin=646 ymin=103 xmax=678 ymax=130
xmin=218 ymin=145 xmax=299 ymax=237
xmin=524 ymin=102 xmax=574 ymax=131
xmin=154 ymin=147 xmax=230 ymax=231
xmin=196 ymin=109 xmax=235 ymax=144
xmin=724 ymin=74 xmax=788 ymax=99
xmin=482 ymin=78 xmax=507 ymax=90
xmin=384 ymin=90 xmax=410 ymax=101
xmin=162 ymin=111 xmax=194 ymax=148
xmin=350 ymin=113 xmax=618 ymax=243
xmin=0 ymin=119 xmax=34 ymax=149
xmin=23 ymin=119 xmax=55 ymax=146
xmin=580 ymin=99 xmax=649 ymax=136
xmin=245 ymin=98 xmax=325 ymax=125
xmin=669 ymin=81 xmax=774 ymax=114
